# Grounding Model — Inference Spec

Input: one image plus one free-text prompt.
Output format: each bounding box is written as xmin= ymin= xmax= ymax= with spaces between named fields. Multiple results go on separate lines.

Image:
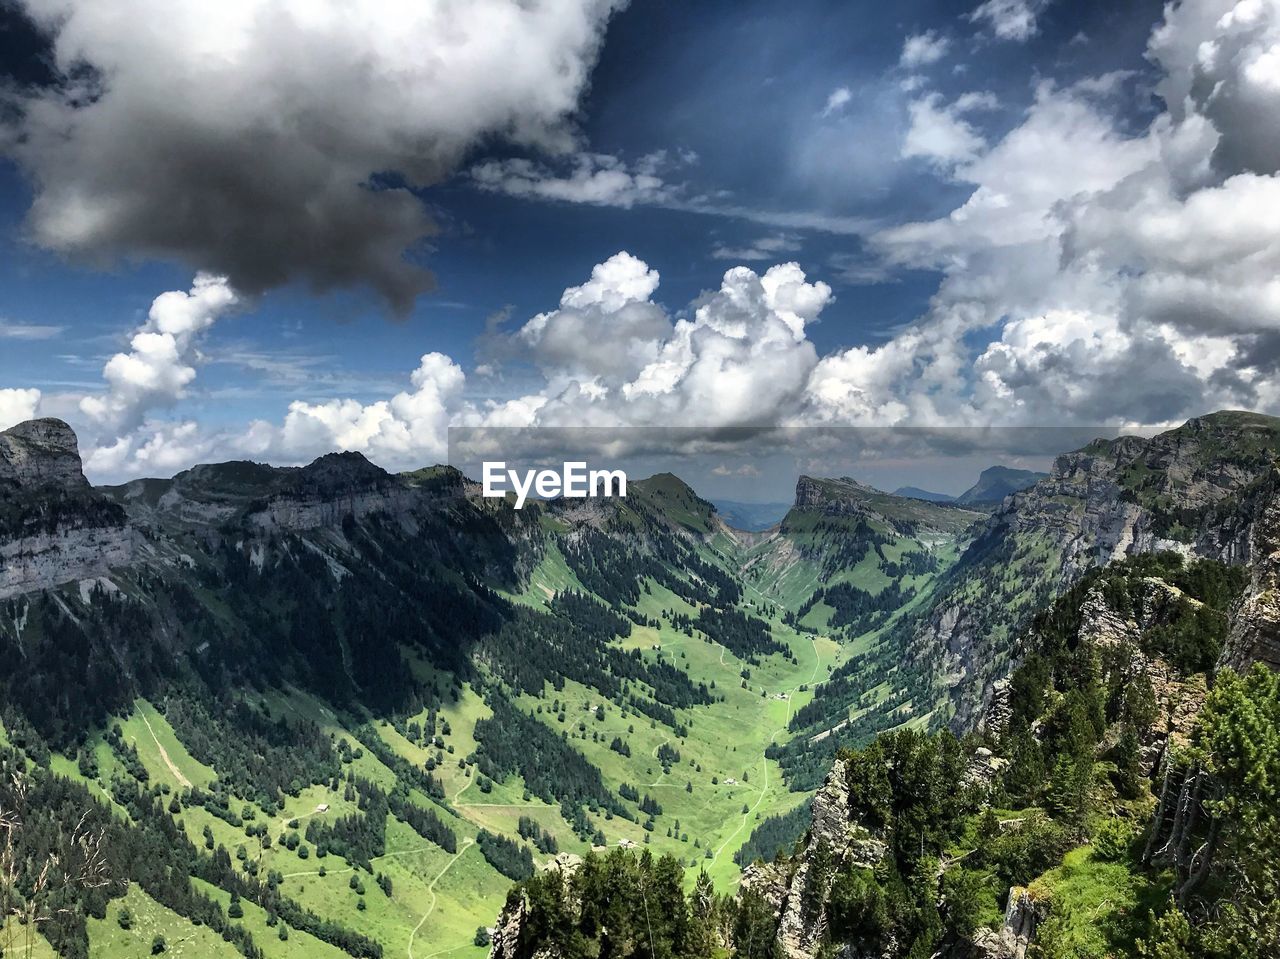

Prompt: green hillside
xmin=3 ymin=413 xmax=1280 ymax=959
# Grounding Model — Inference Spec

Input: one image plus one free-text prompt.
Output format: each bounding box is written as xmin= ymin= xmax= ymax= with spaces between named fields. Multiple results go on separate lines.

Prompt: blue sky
xmin=2 ymin=0 xmax=1279 ymax=486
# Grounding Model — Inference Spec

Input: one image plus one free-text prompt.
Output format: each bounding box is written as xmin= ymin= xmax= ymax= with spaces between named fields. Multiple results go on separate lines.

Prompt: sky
xmin=1 ymin=0 xmax=1279 ymax=491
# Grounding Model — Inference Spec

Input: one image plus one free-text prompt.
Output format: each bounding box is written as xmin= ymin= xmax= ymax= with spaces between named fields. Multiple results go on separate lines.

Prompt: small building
xmin=316 ymin=803 xmax=330 ymax=813
xmin=723 ymin=777 xmax=737 ymax=785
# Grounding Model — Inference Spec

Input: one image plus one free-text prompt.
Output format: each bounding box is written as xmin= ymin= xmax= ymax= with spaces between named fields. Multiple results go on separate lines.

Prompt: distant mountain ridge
xmin=954 ymin=465 xmax=1048 ymax=504
xmin=893 ymin=465 xmax=1050 ymax=507
xmin=892 ymin=485 xmax=953 ymax=503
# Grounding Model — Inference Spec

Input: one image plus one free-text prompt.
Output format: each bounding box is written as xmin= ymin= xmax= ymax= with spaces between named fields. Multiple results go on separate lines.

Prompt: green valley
xmin=2 ymin=412 xmax=1280 ymax=959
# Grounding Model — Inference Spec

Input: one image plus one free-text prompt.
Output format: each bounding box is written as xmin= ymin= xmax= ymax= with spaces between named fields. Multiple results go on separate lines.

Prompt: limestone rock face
xmin=972 ymin=887 xmax=1048 ymax=959
xmin=487 ymin=852 xmax=584 ymax=959
xmin=1 ymin=525 xmax=134 ymax=599
xmin=0 ymin=418 xmax=89 ymax=491
xmin=1220 ymin=470 xmax=1280 ymax=673
xmin=246 ymin=452 xmax=419 ymax=531
xmin=1 ymin=419 xmax=133 ymax=598
xmin=741 ymin=758 xmax=887 ymax=959
xmin=943 ymin=415 xmax=1280 ymax=731
xmin=488 ymin=892 xmax=531 ymax=959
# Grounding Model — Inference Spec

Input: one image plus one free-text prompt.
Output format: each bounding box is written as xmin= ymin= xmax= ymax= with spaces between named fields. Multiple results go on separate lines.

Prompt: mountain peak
xmin=0 ymin=417 xmax=89 ymax=492
xmin=629 ymin=472 xmax=718 ymax=533
xmin=295 ymin=450 xmax=391 ymax=493
xmin=954 ymin=465 xmax=1047 ymax=505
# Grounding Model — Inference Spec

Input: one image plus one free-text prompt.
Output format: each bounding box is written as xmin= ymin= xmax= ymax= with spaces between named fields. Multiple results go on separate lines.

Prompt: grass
xmin=192 ymin=878 xmax=349 ymax=959
xmin=88 ymin=885 xmax=241 ymax=959
xmin=1028 ymin=845 xmax=1168 ymax=958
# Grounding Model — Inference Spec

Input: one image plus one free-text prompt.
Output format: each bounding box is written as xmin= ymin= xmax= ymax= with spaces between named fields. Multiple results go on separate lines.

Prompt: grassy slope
xmin=88 ymin=885 xmax=241 ymax=959
xmin=18 ymin=483 xmax=944 ymax=958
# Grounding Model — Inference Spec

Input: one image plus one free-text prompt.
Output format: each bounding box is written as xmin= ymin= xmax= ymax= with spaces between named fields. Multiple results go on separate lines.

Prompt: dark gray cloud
xmin=3 ymin=0 xmax=625 ymax=314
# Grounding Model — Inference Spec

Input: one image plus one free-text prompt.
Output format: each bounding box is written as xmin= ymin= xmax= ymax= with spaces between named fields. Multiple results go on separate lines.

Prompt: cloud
xmin=516 ymin=252 xmax=670 ymax=382
xmin=249 ymin=352 xmax=467 ymax=468
xmin=79 ymin=274 xmax=239 ymax=435
xmin=882 ymin=83 xmax=1155 ymax=267
xmin=821 ymin=87 xmax=853 ymax=117
xmin=84 ymin=420 xmax=219 ymax=479
xmin=808 ymin=0 xmax=1280 ymax=428
xmin=970 ymin=310 xmax=1221 ymax=423
xmin=469 ymin=147 xmax=877 ymax=237
xmin=0 ymin=389 xmax=41 ymax=430
xmin=1149 ymin=0 xmax=1280 ymax=176
xmin=3 ymin=0 xmax=624 ymax=313
xmin=711 ymin=463 xmax=761 ymax=477
xmin=0 ymin=321 xmax=63 ymax=340
xmin=519 ymin=256 xmax=832 ymax=429
xmin=901 ymin=91 xmax=998 ymax=167
xmin=76 ymin=252 xmax=837 ymax=480
xmin=900 ymin=31 xmax=950 ymax=69
xmin=37 ymin=0 xmax=1280 ymax=481
xmin=969 ymin=0 xmax=1047 ymax=42
xmin=710 ymin=235 xmax=803 ymax=261
xmin=470 ymin=152 xmax=682 ymax=208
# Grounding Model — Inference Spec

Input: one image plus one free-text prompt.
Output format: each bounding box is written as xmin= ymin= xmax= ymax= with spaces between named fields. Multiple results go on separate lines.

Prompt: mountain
xmin=954 ymin=466 xmax=1049 ymax=505
xmin=892 ymin=485 xmax=954 ymax=503
xmin=712 ymin=499 xmax=793 ymax=532
xmin=1 ymin=418 xmax=132 ymax=598
xmin=0 ymin=421 xmax=859 ymax=959
xmin=491 ymin=479 xmax=1280 ymax=959
xmin=767 ymin=412 xmax=1280 ymax=790
xmin=2 ymin=412 xmax=1279 ymax=959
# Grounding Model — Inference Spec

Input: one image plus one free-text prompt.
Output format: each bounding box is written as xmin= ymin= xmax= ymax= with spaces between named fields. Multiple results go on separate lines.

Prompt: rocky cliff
xmin=245 ymin=452 xmax=420 ymax=531
xmin=1220 ymin=469 xmax=1280 ymax=673
xmin=790 ymin=475 xmax=982 ymax=538
xmin=0 ymin=418 xmax=133 ymax=599
xmin=740 ymin=758 xmax=887 ymax=959
xmin=0 ymin=418 xmax=91 ymax=491
xmin=925 ymin=412 xmax=1280 ymax=730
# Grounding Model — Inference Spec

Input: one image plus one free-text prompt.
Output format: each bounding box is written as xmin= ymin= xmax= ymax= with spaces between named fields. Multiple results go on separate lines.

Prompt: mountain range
xmin=1 ymin=411 xmax=1278 ymax=959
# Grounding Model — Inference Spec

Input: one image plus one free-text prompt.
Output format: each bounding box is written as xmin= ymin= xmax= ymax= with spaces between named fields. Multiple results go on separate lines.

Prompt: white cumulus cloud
xmin=0 ymin=389 xmax=42 ymax=431
xmin=79 ymin=274 xmax=239 ymax=434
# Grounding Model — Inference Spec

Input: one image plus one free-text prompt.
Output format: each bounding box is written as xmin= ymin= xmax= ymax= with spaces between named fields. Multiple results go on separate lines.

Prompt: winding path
xmin=710 ymin=637 xmax=822 ymax=866
xmin=407 ymin=838 xmax=476 ymax=959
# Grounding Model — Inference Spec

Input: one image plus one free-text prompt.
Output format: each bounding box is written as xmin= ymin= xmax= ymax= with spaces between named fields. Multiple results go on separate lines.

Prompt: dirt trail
xmin=710 ymin=637 xmax=822 ymax=867
xmin=139 ymin=710 xmax=192 ymax=789
xmin=407 ymin=838 xmax=475 ymax=959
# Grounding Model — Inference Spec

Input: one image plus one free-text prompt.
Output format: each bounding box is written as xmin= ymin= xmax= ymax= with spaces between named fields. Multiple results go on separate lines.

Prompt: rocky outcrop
xmin=790 ymin=476 xmax=981 ymax=536
xmin=973 ymin=887 xmax=1048 ymax=959
xmin=246 ymin=452 xmax=419 ymax=531
xmin=955 ymin=467 xmax=1048 ymax=507
xmin=488 ymin=891 xmax=530 ymax=959
xmin=1 ymin=418 xmax=133 ymax=598
xmin=1 ymin=525 xmax=134 ymax=599
xmin=741 ymin=758 xmax=887 ymax=959
xmin=0 ymin=418 xmax=90 ymax=491
xmin=487 ymin=852 xmax=585 ymax=959
xmin=939 ymin=413 xmax=1280 ymax=730
xmin=1220 ymin=470 xmax=1280 ymax=673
